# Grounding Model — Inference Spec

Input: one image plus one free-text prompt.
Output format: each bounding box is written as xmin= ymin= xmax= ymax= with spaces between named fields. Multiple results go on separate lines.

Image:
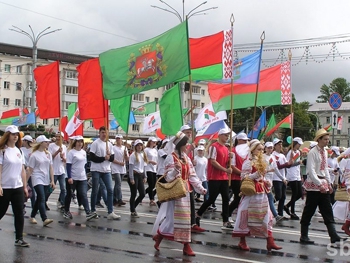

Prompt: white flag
xmin=143 ymin=111 xmax=161 ymax=134
xmin=194 ymin=103 xmax=227 ymax=131
xmin=65 ymin=108 xmax=84 ymax=136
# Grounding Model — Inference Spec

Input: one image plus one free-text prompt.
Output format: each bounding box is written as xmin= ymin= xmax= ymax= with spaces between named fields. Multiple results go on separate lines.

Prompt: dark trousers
xmin=273 ymin=180 xmax=286 ymax=216
xmin=0 ymin=187 xmax=24 ymax=240
xmin=145 ymin=171 xmax=157 ymax=201
xmin=228 ymin=180 xmax=241 ymax=216
xmin=300 ymin=191 xmax=335 ymax=227
xmin=286 ymin=180 xmax=302 ymax=213
xmin=31 ymin=185 xmax=50 ymax=221
xmin=127 ymin=173 xmax=146 ymax=212
xmin=190 ymin=191 xmax=195 ymax=225
xmin=197 ymin=180 xmax=230 ymax=222
xmin=64 ymin=178 xmax=72 ymax=212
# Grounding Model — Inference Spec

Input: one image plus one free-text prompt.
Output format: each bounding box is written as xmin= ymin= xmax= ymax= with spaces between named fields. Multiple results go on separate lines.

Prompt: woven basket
xmin=335 ymin=187 xmax=350 ymax=202
xmin=240 ymin=177 xmax=256 ymax=196
xmin=156 ymin=175 xmax=187 ymax=203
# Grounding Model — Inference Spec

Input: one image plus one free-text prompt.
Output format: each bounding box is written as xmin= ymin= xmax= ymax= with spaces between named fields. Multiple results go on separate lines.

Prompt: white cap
xmin=69 ymin=136 xmax=77 ymax=140
xmin=56 ymin=131 xmax=64 ymax=137
xmin=180 ymin=124 xmax=191 ymax=131
xmin=310 ymin=141 xmax=318 ymax=148
xmin=74 ymin=136 xmax=84 ymax=141
xmin=36 ymin=135 xmax=51 ymax=143
xmin=115 ymin=134 xmax=123 ymax=139
xmin=5 ymin=125 xmax=19 ymax=134
xmin=218 ymin=127 xmax=231 ymax=135
xmin=198 ymin=139 xmax=206 ymax=145
xmin=22 ymin=135 xmax=33 ymax=142
xmin=265 ymin=142 xmax=273 ymax=148
xmin=148 ymin=136 xmax=158 ymax=142
xmin=331 ymin=146 xmax=340 ymax=156
xmin=134 ymin=139 xmax=143 ymax=146
xmin=273 ymin=138 xmax=282 ymax=145
xmin=197 ymin=145 xmax=205 ymax=151
xmin=236 ymin=133 xmax=249 ymax=140
xmin=161 ymin=138 xmax=169 ymax=144
xmin=293 ymin=137 xmax=303 ymax=145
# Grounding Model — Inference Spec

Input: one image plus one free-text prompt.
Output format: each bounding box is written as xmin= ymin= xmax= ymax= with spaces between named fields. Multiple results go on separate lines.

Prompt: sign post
xmin=329 ymin=93 xmax=342 ymax=146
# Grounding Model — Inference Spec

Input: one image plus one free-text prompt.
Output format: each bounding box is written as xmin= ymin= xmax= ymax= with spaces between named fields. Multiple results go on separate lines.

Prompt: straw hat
xmin=314 ymin=128 xmax=330 ymax=141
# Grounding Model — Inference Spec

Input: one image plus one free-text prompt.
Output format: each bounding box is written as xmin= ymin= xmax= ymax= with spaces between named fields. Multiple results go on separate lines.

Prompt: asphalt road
xmin=1 ymin=182 xmax=350 ymax=263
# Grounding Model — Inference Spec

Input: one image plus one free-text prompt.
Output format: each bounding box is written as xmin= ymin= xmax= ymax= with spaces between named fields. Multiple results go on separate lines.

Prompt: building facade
xmin=0 ymin=43 xmax=211 ymax=138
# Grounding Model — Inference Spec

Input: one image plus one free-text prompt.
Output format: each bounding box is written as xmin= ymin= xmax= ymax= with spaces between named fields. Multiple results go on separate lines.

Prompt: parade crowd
xmin=1 ymin=124 xmax=350 ymax=257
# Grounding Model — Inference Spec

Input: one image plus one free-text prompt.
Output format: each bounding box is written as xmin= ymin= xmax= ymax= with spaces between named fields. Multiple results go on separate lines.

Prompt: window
xmin=337 ymin=129 xmax=341 ymax=135
xmin=66 ymin=70 xmax=77 ymax=79
xmin=145 ymin=96 xmax=150 ymax=103
xmin=336 ymin=140 xmax=340 ymax=147
xmin=89 ymin=121 xmax=93 ymax=127
xmin=155 ymin=97 xmax=159 ymax=103
xmin=65 ymin=86 xmax=78 ymax=94
xmin=43 ymin=119 xmax=48 ymax=125
xmin=4 ymin=64 xmax=10 ymax=72
xmin=326 ymin=117 xmax=330 ymax=123
xmin=201 ymin=89 xmax=205 ymax=96
xmin=132 ymin=124 xmax=140 ymax=131
xmin=15 ymin=99 xmax=21 ymax=106
xmin=4 ymin=81 xmax=10 ymax=90
xmin=3 ymin=98 xmax=9 ymax=106
xmin=201 ymin=103 xmax=205 ymax=108
xmin=54 ymin=119 xmax=59 ymax=126
xmin=165 ymin=83 xmax=174 ymax=90
xmin=27 ymin=81 xmax=33 ymax=90
xmin=133 ymin=94 xmax=144 ymax=101
xmin=192 ymin=85 xmax=201 ymax=94
xmin=193 ymin=100 xmax=200 ymax=107
xmin=16 ymin=66 xmax=22 ymax=74
xmin=16 ymin=82 xmax=22 ymax=91
xmin=348 ymin=116 xmax=350 ymax=123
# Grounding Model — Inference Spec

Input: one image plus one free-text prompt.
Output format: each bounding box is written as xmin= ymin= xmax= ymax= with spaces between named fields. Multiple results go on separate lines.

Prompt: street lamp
xmin=9 ymin=25 xmax=61 ymax=120
xmin=306 ymin=112 xmax=320 ymax=131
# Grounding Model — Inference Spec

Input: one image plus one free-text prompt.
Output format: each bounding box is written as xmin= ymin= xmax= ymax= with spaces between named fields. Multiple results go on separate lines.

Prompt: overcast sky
xmin=1 ymin=0 xmax=350 ymax=104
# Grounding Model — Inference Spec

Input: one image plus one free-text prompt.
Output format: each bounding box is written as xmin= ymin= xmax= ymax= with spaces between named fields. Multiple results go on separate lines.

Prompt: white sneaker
xmin=107 ymin=212 xmax=121 ymax=220
xmin=228 ymin=217 xmax=234 ymax=223
xmin=57 ymin=201 xmax=63 ymax=209
xmin=29 ymin=217 xmax=37 ymax=224
xmin=78 ymin=205 xmax=84 ymax=211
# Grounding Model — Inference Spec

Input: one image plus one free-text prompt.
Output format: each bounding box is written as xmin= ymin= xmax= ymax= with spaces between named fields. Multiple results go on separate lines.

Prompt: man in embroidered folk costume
xmin=151 ymin=131 xmax=206 ymax=257
xmin=300 ymin=129 xmax=346 ymax=245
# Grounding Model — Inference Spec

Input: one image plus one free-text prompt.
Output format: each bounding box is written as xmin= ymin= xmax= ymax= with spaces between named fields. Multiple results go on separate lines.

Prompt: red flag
xmin=92 ymin=100 xmax=109 ymax=130
xmin=22 ymin=108 xmax=29 ymax=115
xmin=77 ymin=58 xmax=106 ymax=120
xmin=60 ymin=116 xmax=68 ymax=141
xmin=34 ymin=61 xmax=60 ymax=119
xmin=35 ymin=109 xmax=39 ymax=117
xmin=1 ymin=108 xmax=20 ymax=119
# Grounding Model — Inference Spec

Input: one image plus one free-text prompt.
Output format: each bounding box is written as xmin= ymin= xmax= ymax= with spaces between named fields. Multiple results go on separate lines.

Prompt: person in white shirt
xmin=48 ymin=131 xmax=67 ymax=209
xmin=0 ymin=125 xmax=29 ymax=247
xmin=21 ymin=135 xmax=35 ymax=210
xmin=128 ymin=139 xmax=148 ymax=218
xmin=28 ymin=135 xmax=55 ymax=227
xmin=144 ymin=137 xmax=158 ymax=206
xmin=89 ymin=126 xmax=120 ymax=220
xmin=328 ymin=146 xmax=340 ymax=204
xmin=111 ymin=134 xmax=128 ymax=206
xmin=284 ymin=137 xmax=303 ymax=220
xmin=193 ymin=145 xmax=208 ymax=202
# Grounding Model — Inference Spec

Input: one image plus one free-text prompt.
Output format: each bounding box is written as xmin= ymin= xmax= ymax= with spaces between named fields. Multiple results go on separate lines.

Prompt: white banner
xmin=143 ymin=111 xmax=161 ymax=134
xmin=194 ymin=103 xmax=227 ymax=131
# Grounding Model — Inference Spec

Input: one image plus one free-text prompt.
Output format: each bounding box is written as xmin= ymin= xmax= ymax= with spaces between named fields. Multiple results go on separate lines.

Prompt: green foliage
xmin=316 ymin=78 xmax=350 ymax=103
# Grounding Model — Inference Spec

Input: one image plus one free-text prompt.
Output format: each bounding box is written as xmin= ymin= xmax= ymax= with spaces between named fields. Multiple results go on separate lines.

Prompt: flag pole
xmin=250 ymin=31 xmax=265 ymax=139
xmin=57 ymin=61 xmax=62 ymax=147
xmin=288 ymin=50 xmax=294 ymax=154
xmin=229 ymin=14 xmax=235 ymax=187
xmin=104 ymin=100 xmax=109 ymax=153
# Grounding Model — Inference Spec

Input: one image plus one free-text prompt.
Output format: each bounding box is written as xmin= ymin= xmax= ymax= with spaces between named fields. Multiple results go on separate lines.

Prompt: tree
xmin=316 ymin=78 xmax=350 ymax=102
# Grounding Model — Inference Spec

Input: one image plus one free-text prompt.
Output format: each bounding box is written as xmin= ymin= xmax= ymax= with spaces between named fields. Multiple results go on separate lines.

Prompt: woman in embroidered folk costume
xmin=152 ymin=131 xmax=206 ymax=257
xmin=232 ymin=139 xmax=282 ymax=252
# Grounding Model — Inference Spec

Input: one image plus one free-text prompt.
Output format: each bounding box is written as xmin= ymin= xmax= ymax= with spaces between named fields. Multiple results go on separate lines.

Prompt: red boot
xmin=238 ymin=237 xmax=250 ymax=251
xmin=183 ymin=243 xmax=195 ymax=256
xmin=153 ymin=234 xmax=163 ymax=251
xmin=266 ymin=231 xmax=282 ymax=252
xmin=341 ymin=220 xmax=350 ymax=236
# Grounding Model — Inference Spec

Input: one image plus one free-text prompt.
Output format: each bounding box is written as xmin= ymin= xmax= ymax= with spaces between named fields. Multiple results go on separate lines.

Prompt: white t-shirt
xmin=20 ymin=147 xmax=32 ymax=166
xmin=194 ymin=155 xmax=208 ymax=182
xmin=286 ymin=150 xmax=301 ymax=181
xmin=272 ymin=151 xmax=287 ymax=181
xmin=90 ymin=138 xmax=114 ymax=173
xmin=111 ymin=145 xmax=128 ymax=174
xmin=28 ymin=151 xmax=53 ymax=187
xmin=48 ymin=143 xmax=67 ymax=175
xmin=67 ymin=149 xmax=87 ymax=181
xmin=0 ymin=147 xmax=25 ymax=189
xmin=144 ymin=147 xmax=157 ymax=173
xmin=157 ymin=149 xmax=167 ymax=175
xmin=129 ymin=152 xmax=146 ymax=173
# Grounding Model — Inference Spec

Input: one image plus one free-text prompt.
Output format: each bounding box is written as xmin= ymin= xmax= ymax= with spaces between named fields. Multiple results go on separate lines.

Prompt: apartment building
xmin=0 ymin=43 xmax=211 ymax=138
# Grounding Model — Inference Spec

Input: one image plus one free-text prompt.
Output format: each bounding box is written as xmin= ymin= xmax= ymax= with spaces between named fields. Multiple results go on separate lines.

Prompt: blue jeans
xmin=113 ymin=173 xmax=123 ymax=202
xmin=31 ymin=184 xmax=49 ymax=221
xmin=74 ymin=180 xmax=90 ymax=214
xmin=27 ymin=177 xmax=36 ymax=208
xmin=54 ymin=174 xmax=66 ymax=205
xmin=267 ymin=192 xmax=278 ymax=217
xmin=97 ymin=178 xmax=107 ymax=205
xmin=90 ymin=171 xmax=114 ymax=214
xmin=273 ymin=180 xmax=287 ymax=216
xmin=202 ymin=181 xmax=209 ymax=202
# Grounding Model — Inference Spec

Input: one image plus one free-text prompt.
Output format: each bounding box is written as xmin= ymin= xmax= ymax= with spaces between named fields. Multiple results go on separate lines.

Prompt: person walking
xmin=21 ymin=135 xmax=35 ymax=211
xmin=89 ymin=126 xmax=121 ymax=220
xmin=152 ymin=131 xmax=206 ymax=256
xmin=232 ymin=139 xmax=282 ymax=252
xmin=300 ymin=129 xmax=346 ymax=245
xmin=193 ymin=145 xmax=208 ymax=203
xmin=0 ymin=125 xmax=30 ymax=247
xmin=144 ymin=137 xmax=158 ymax=206
xmin=28 ymin=135 xmax=55 ymax=226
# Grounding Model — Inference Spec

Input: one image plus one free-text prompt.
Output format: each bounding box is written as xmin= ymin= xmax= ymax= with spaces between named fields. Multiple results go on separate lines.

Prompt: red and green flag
xmin=99 ymin=21 xmax=190 ymax=100
xmin=324 ymin=124 xmax=332 ymax=132
xmin=0 ymin=108 xmax=21 ymax=124
xmin=133 ymin=101 xmax=157 ymax=115
xmin=208 ymin=61 xmax=291 ymax=112
xmin=266 ymin=114 xmax=293 ymax=137
xmin=259 ymin=113 xmax=276 ymax=139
